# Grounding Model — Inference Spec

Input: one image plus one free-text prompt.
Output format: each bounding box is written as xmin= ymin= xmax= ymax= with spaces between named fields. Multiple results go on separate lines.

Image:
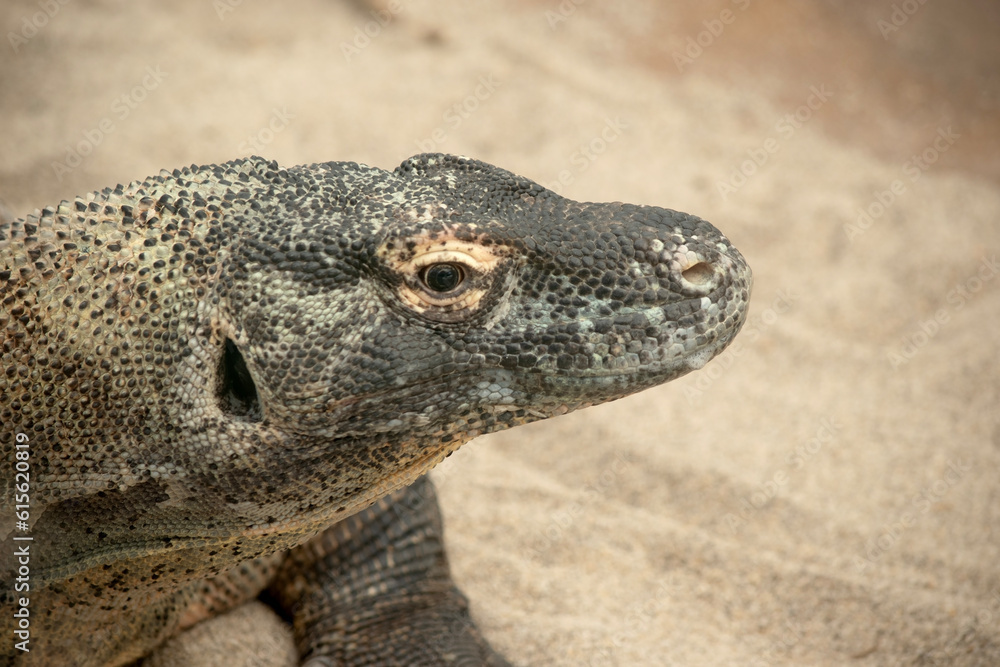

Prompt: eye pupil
xmin=422 ymin=263 xmax=463 ymax=292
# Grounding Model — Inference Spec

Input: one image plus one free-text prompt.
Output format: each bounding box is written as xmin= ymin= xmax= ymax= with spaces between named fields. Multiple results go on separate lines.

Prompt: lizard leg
xmin=267 ymin=475 xmax=512 ymax=666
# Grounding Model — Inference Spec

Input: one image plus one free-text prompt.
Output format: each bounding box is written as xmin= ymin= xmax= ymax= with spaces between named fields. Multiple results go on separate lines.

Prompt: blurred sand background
xmin=2 ymin=1 xmax=999 ymax=665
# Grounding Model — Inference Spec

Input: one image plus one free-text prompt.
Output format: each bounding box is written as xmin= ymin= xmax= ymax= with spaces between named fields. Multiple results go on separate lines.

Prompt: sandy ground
xmin=2 ymin=1 xmax=999 ymax=665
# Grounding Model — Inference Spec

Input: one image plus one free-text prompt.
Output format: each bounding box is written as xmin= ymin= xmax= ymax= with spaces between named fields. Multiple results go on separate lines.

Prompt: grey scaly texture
xmin=0 ymin=154 xmax=751 ymax=666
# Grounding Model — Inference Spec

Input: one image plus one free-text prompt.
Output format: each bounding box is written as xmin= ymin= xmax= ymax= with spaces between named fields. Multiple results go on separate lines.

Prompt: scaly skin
xmin=0 ymin=154 xmax=751 ymax=666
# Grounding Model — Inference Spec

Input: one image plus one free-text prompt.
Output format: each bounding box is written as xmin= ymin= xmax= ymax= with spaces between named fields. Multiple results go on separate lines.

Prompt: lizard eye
xmin=379 ymin=238 xmax=510 ymax=322
xmin=421 ymin=263 xmax=465 ymax=293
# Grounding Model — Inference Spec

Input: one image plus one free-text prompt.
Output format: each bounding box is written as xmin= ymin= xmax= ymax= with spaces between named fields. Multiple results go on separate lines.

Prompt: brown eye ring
xmin=421 ymin=263 xmax=465 ymax=292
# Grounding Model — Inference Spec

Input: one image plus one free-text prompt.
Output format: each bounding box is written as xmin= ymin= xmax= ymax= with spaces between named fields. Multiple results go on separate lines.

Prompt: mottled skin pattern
xmin=0 ymin=154 xmax=751 ymax=666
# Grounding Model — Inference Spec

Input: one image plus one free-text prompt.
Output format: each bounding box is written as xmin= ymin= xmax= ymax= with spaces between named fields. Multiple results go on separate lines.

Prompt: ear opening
xmin=217 ymin=338 xmax=262 ymax=422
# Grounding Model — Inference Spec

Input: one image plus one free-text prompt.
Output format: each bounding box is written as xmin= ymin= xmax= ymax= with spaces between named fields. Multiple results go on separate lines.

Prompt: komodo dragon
xmin=0 ymin=154 xmax=752 ymax=666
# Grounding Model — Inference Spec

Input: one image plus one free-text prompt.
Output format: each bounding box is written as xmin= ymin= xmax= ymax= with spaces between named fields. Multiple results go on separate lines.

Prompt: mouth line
xmin=283 ymin=286 xmax=749 ymax=414
xmin=533 ymin=338 xmax=726 ymax=380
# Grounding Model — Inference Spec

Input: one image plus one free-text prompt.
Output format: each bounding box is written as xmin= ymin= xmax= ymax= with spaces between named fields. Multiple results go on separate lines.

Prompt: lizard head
xmin=217 ymin=154 xmax=752 ymax=490
xmin=0 ymin=153 xmax=752 ymax=568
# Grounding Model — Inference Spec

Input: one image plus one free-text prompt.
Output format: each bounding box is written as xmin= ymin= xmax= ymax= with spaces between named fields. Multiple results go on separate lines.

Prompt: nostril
xmin=681 ymin=261 xmax=715 ymax=287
